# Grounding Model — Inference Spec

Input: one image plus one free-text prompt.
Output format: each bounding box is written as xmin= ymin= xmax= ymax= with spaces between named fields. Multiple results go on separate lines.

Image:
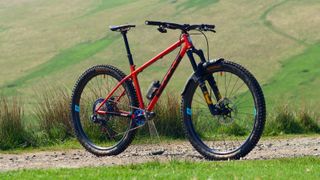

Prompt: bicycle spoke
xmin=226 ymin=72 xmax=233 ymax=97
xmin=228 ymin=77 xmax=240 ymax=98
xmin=236 ymin=112 xmax=255 ymax=116
xmin=229 ymin=82 xmax=245 ymax=99
xmin=225 ymin=72 xmax=229 ymax=97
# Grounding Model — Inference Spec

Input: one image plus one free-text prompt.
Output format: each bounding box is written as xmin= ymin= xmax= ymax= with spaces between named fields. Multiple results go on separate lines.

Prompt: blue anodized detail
xmin=75 ymin=105 xmax=80 ymax=112
xmin=134 ymin=110 xmax=145 ymax=126
xmin=186 ymin=108 xmax=192 ymax=115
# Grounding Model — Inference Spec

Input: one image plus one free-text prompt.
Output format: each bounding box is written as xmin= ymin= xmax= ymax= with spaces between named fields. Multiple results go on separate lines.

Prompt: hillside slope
xmin=0 ymin=0 xmax=319 ymax=110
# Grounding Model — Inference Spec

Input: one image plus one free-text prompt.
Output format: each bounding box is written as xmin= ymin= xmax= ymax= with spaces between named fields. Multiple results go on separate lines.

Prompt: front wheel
xmin=181 ymin=60 xmax=266 ymax=160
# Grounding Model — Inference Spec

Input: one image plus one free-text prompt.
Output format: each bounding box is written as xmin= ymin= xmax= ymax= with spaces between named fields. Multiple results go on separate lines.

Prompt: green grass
xmin=0 ymin=139 xmax=81 ymax=154
xmin=1 ymin=157 xmax=319 ymax=179
xmin=3 ymin=0 xmax=318 ymax=98
xmin=84 ymin=0 xmax=134 ymax=17
xmin=260 ymin=0 xmax=309 ymax=46
xmin=1 ymin=36 xmax=116 ymax=95
xmin=263 ymin=43 xmax=320 ymax=108
xmin=0 ymin=26 xmax=8 ymax=33
xmin=177 ymin=0 xmax=219 ymax=10
xmin=0 ymin=96 xmax=29 ymax=150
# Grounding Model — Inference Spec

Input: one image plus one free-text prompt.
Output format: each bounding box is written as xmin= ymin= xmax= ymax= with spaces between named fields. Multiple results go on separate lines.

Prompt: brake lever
xmin=197 ymin=27 xmax=216 ymax=33
xmin=203 ymin=25 xmax=216 ymax=33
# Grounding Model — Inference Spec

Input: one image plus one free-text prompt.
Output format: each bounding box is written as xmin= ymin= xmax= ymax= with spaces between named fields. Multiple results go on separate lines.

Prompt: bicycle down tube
xmin=95 ymin=34 xmax=193 ymax=115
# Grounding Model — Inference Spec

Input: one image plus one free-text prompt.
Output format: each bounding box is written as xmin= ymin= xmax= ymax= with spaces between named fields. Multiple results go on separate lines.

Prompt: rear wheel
xmin=181 ymin=60 xmax=266 ymax=160
xmin=71 ymin=65 xmax=138 ymax=156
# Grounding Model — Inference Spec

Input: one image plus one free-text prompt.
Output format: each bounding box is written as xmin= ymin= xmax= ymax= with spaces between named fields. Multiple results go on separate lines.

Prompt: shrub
xmin=264 ymin=105 xmax=320 ymax=135
xmin=297 ymin=109 xmax=320 ymax=133
xmin=274 ymin=105 xmax=303 ymax=134
xmin=0 ymin=96 xmax=30 ymax=150
xmin=138 ymin=92 xmax=184 ymax=139
xmin=153 ymin=92 xmax=184 ymax=138
xmin=33 ymin=86 xmax=73 ymax=141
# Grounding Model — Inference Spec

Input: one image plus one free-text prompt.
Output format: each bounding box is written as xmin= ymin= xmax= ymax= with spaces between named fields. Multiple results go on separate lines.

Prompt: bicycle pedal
xmin=146 ymin=111 xmax=156 ymax=120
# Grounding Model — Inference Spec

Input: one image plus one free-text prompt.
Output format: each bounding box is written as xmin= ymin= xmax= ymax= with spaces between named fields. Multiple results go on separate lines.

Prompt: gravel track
xmin=0 ymin=136 xmax=319 ymax=172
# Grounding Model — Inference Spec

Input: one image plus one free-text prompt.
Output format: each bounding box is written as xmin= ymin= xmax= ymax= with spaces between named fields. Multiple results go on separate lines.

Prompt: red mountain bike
xmin=71 ymin=21 xmax=266 ymax=160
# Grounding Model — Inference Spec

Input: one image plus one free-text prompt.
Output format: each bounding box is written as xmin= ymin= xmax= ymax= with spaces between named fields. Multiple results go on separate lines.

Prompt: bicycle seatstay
xmin=95 ymin=34 xmax=192 ymax=114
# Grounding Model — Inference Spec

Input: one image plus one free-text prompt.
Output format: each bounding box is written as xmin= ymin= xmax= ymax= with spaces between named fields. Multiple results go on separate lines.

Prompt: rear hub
xmin=91 ymin=97 xmax=118 ymax=123
xmin=91 ymin=97 xmax=119 ymax=140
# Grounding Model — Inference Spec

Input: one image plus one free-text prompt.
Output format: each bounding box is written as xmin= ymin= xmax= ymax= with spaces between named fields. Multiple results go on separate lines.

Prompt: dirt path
xmin=0 ymin=136 xmax=319 ymax=172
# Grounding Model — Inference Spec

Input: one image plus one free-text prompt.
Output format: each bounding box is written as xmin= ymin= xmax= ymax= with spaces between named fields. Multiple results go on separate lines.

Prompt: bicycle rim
xmin=77 ymin=73 xmax=133 ymax=150
xmin=191 ymin=69 xmax=257 ymax=154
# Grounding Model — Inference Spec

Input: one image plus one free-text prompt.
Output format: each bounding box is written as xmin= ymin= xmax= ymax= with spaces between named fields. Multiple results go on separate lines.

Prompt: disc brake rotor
xmin=216 ymin=97 xmax=238 ymax=124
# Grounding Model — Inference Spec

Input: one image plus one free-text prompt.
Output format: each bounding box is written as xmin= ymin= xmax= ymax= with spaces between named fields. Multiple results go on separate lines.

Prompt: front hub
xmin=215 ymin=98 xmax=237 ymax=124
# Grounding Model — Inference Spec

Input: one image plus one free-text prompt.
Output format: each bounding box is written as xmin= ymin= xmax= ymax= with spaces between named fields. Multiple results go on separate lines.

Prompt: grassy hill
xmin=0 ymin=0 xmax=319 ymax=112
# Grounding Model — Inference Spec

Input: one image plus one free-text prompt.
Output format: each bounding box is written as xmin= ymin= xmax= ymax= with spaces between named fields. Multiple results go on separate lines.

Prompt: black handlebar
xmin=145 ymin=20 xmax=215 ymax=33
xmin=145 ymin=20 xmax=164 ymax=26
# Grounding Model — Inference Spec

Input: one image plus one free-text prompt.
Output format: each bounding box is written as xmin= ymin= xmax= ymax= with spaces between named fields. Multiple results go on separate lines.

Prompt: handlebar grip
xmin=206 ymin=24 xmax=215 ymax=29
xmin=145 ymin=20 xmax=162 ymax=26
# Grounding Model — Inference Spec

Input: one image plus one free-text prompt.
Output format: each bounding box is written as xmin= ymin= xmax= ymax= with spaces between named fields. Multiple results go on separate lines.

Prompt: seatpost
xmin=121 ymin=31 xmax=134 ymax=66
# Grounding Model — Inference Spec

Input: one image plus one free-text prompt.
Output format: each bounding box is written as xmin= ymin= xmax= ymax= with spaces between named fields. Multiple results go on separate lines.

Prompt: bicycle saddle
xmin=109 ymin=24 xmax=136 ymax=32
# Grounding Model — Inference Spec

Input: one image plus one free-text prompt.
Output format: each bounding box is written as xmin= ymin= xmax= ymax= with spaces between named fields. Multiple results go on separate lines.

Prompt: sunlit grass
xmin=1 ymin=157 xmax=319 ymax=179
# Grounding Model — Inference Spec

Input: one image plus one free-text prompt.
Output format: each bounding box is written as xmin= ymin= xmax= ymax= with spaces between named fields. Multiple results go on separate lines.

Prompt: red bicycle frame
xmin=95 ymin=33 xmax=193 ymax=115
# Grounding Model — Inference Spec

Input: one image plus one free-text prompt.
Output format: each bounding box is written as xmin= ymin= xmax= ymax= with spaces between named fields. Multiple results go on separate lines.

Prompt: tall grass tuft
xmin=138 ymin=92 xmax=184 ymax=138
xmin=297 ymin=108 xmax=320 ymax=133
xmin=264 ymin=104 xmax=302 ymax=135
xmin=264 ymin=104 xmax=320 ymax=135
xmin=0 ymin=96 xmax=29 ymax=150
xmin=33 ymin=86 xmax=73 ymax=141
xmin=153 ymin=92 xmax=184 ymax=138
xmin=275 ymin=104 xmax=303 ymax=134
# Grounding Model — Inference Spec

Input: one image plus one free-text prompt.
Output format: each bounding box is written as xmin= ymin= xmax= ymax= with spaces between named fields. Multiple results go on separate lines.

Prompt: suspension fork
xmin=186 ymin=48 xmax=222 ymax=115
xmin=206 ymin=75 xmax=222 ymax=101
